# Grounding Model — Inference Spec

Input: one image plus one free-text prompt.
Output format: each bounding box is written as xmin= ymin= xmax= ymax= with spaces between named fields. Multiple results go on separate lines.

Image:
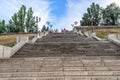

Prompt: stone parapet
xmin=0 ymin=45 xmax=12 ymax=58
xmin=108 ymin=34 xmax=120 ymax=46
xmin=0 ymin=32 xmax=48 ymax=59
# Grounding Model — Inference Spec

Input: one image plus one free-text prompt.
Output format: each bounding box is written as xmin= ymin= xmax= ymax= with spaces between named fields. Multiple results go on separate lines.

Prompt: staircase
xmin=0 ymin=32 xmax=120 ymax=80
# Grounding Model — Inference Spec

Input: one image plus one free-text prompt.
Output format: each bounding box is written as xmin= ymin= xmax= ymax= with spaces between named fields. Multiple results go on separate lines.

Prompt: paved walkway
xmin=0 ymin=32 xmax=120 ymax=80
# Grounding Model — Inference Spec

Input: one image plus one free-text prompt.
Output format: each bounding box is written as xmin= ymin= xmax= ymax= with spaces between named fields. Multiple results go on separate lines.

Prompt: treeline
xmin=41 ymin=21 xmax=53 ymax=32
xmin=0 ymin=5 xmax=37 ymax=34
xmin=80 ymin=2 xmax=120 ymax=26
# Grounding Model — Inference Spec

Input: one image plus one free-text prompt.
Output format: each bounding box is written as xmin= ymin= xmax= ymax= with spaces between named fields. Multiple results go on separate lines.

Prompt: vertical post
xmin=116 ymin=34 xmax=118 ymax=39
xmin=91 ymin=17 xmax=94 ymax=33
xmin=34 ymin=16 xmax=41 ymax=33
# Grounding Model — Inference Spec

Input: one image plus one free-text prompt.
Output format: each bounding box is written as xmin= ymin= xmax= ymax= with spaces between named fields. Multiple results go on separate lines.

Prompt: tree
xmin=46 ymin=21 xmax=53 ymax=31
xmin=0 ymin=5 xmax=38 ymax=33
xmin=6 ymin=19 xmax=15 ymax=33
xmin=46 ymin=21 xmax=50 ymax=26
xmin=74 ymin=21 xmax=78 ymax=26
xmin=49 ymin=24 xmax=53 ymax=31
xmin=102 ymin=3 xmax=120 ymax=25
xmin=80 ymin=13 xmax=90 ymax=26
xmin=26 ymin=7 xmax=35 ymax=32
xmin=12 ymin=13 xmax=18 ymax=32
xmin=10 ymin=5 xmax=39 ymax=33
xmin=0 ymin=20 xmax=6 ymax=33
xmin=46 ymin=27 xmax=49 ymax=31
xmin=17 ymin=5 xmax=26 ymax=32
xmin=80 ymin=2 xmax=102 ymax=26
xmin=41 ymin=25 xmax=46 ymax=32
xmin=11 ymin=5 xmax=26 ymax=32
xmin=41 ymin=24 xmax=50 ymax=32
xmin=6 ymin=20 xmax=12 ymax=33
xmin=90 ymin=3 xmax=102 ymax=25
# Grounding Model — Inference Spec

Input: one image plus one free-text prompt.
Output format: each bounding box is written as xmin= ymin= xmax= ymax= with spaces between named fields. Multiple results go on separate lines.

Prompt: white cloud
xmin=0 ymin=0 xmax=53 ymax=30
xmin=55 ymin=0 xmax=120 ymax=31
xmin=104 ymin=0 xmax=120 ymax=7
xmin=1 ymin=0 xmax=120 ymax=31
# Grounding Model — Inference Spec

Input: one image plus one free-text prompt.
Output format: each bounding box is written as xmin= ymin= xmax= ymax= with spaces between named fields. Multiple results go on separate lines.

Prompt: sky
xmin=0 ymin=0 xmax=120 ymax=31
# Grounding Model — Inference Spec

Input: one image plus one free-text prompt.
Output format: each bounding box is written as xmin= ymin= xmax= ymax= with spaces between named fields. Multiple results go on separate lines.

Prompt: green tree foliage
xmin=74 ymin=21 xmax=78 ymax=26
xmin=49 ymin=24 xmax=53 ymax=30
xmin=81 ymin=3 xmax=102 ymax=26
xmin=80 ymin=2 xmax=120 ymax=26
xmin=80 ymin=13 xmax=90 ymax=26
xmin=41 ymin=25 xmax=49 ymax=32
xmin=6 ymin=19 xmax=15 ymax=33
xmin=46 ymin=26 xmax=49 ymax=31
xmin=0 ymin=20 xmax=5 ymax=33
xmin=26 ymin=7 xmax=35 ymax=32
xmin=10 ymin=5 xmax=36 ymax=33
xmin=102 ymin=3 xmax=120 ymax=25
xmin=12 ymin=13 xmax=19 ymax=32
xmin=0 ymin=5 xmax=38 ymax=34
xmin=11 ymin=5 xmax=26 ymax=32
xmin=46 ymin=21 xmax=53 ymax=31
xmin=17 ymin=5 xmax=26 ymax=32
xmin=41 ymin=25 xmax=46 ymax=32
xmin=46 ymin=21 xmax=50 ymax=26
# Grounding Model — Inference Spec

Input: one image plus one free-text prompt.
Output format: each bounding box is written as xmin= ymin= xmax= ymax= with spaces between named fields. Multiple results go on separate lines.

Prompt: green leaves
xmin=41 ymin=25 xmax=49 ymax=32
xmin=74 ymin=21 xmax=78 ymax=26
xmin=80 ymin=2 xmax=120 ymax=26
xmin=11 ymin=5 xmax=26 ymax=32
xmin=10 ymin=5 xmax=36 ymax=33
xmin=26 ymin=7 xmax=35 ymax=32
xmin=0 ymin=20 xmax=6 ymax=33
xmin=0 ymin=5 xmax=37 ymax=34
xmin=102 ymin=3 xmax=120 ymax=25
xmin=81 ymin=2 xmax=102 ymax=26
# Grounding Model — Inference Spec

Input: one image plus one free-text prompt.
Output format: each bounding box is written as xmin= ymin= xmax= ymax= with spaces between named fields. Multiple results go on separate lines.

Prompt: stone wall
xmin=11 ymin=41 xmax=26 ymax=56
xmin=17 ymin=36 xmax=29 ymax=43
xmin=0 ymin=32 xmax=48 ymax=59
xmin=0 ymin=45 xmax=12 ymax=58
xmin=108 ymin=34 xmax=120 ymax=46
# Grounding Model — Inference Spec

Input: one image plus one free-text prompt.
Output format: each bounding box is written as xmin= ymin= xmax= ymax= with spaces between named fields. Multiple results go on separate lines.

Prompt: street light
xmin=49 ymin=24 xmax=53 ymax=32
xmin=91 ymin=17 xmax=94 ymax=33
xmin=89 ymin=16 xmax=94 ymax=33
xmin=34 ymin=16 xmax=41 ymax=33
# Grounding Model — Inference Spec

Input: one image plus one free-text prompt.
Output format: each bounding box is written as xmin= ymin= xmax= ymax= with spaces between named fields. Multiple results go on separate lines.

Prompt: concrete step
xmin=1 ymin=66 xmax=120 ymax=73
xmin=12 ymin=33 xmax=120 ymax=57
xmin=1 ymin=65 xmax=120 ymax=72
xmin=0 ymin=77 xmax=64 ymax=80
xmin=0 ymin=32 xmax=120 ymax=79
xmin=1 ymin=71 xmax=120 ymax=78
xmin=0 ymin=76 xmax=120 ymax=80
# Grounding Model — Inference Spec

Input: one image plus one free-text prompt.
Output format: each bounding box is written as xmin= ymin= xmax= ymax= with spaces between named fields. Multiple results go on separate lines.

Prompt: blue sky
xmin=50 ymin=0 xmax=67 ymax=18
xmin=0 ymin=0 xmax=120 ymax=30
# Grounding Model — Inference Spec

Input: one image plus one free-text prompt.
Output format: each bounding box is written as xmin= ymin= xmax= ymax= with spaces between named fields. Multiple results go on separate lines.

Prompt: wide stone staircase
xmin=0 ymin=32 xmax=120 ymax=80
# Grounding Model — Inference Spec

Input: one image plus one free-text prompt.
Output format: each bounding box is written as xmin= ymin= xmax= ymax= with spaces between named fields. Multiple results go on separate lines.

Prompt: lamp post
xmin=91 ymin=17 xmax=94 ymax=33
xmin=34 ymin=16 xmax=41 ymax=33
xmin=89 ymin=16 xmax=94 ymax=33
xmin=50 ymin=24 xmax=53 ymax=31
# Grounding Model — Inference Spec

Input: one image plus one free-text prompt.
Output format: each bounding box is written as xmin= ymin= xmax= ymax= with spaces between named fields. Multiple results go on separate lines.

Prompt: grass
xmin=81 ymin=30 xmax=85 ymax=34
xmin=96 ymin=34 xmax=106 ymax=39
xmin=29 ymin=35 xmax=35 ymax=40
xmin=0 ymin=33 xmax=35 ymax=47
xmin=94 ymin=28 xmax=120 ymax=39
xmin=7 ymin=42 xmax=16 ymax=47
